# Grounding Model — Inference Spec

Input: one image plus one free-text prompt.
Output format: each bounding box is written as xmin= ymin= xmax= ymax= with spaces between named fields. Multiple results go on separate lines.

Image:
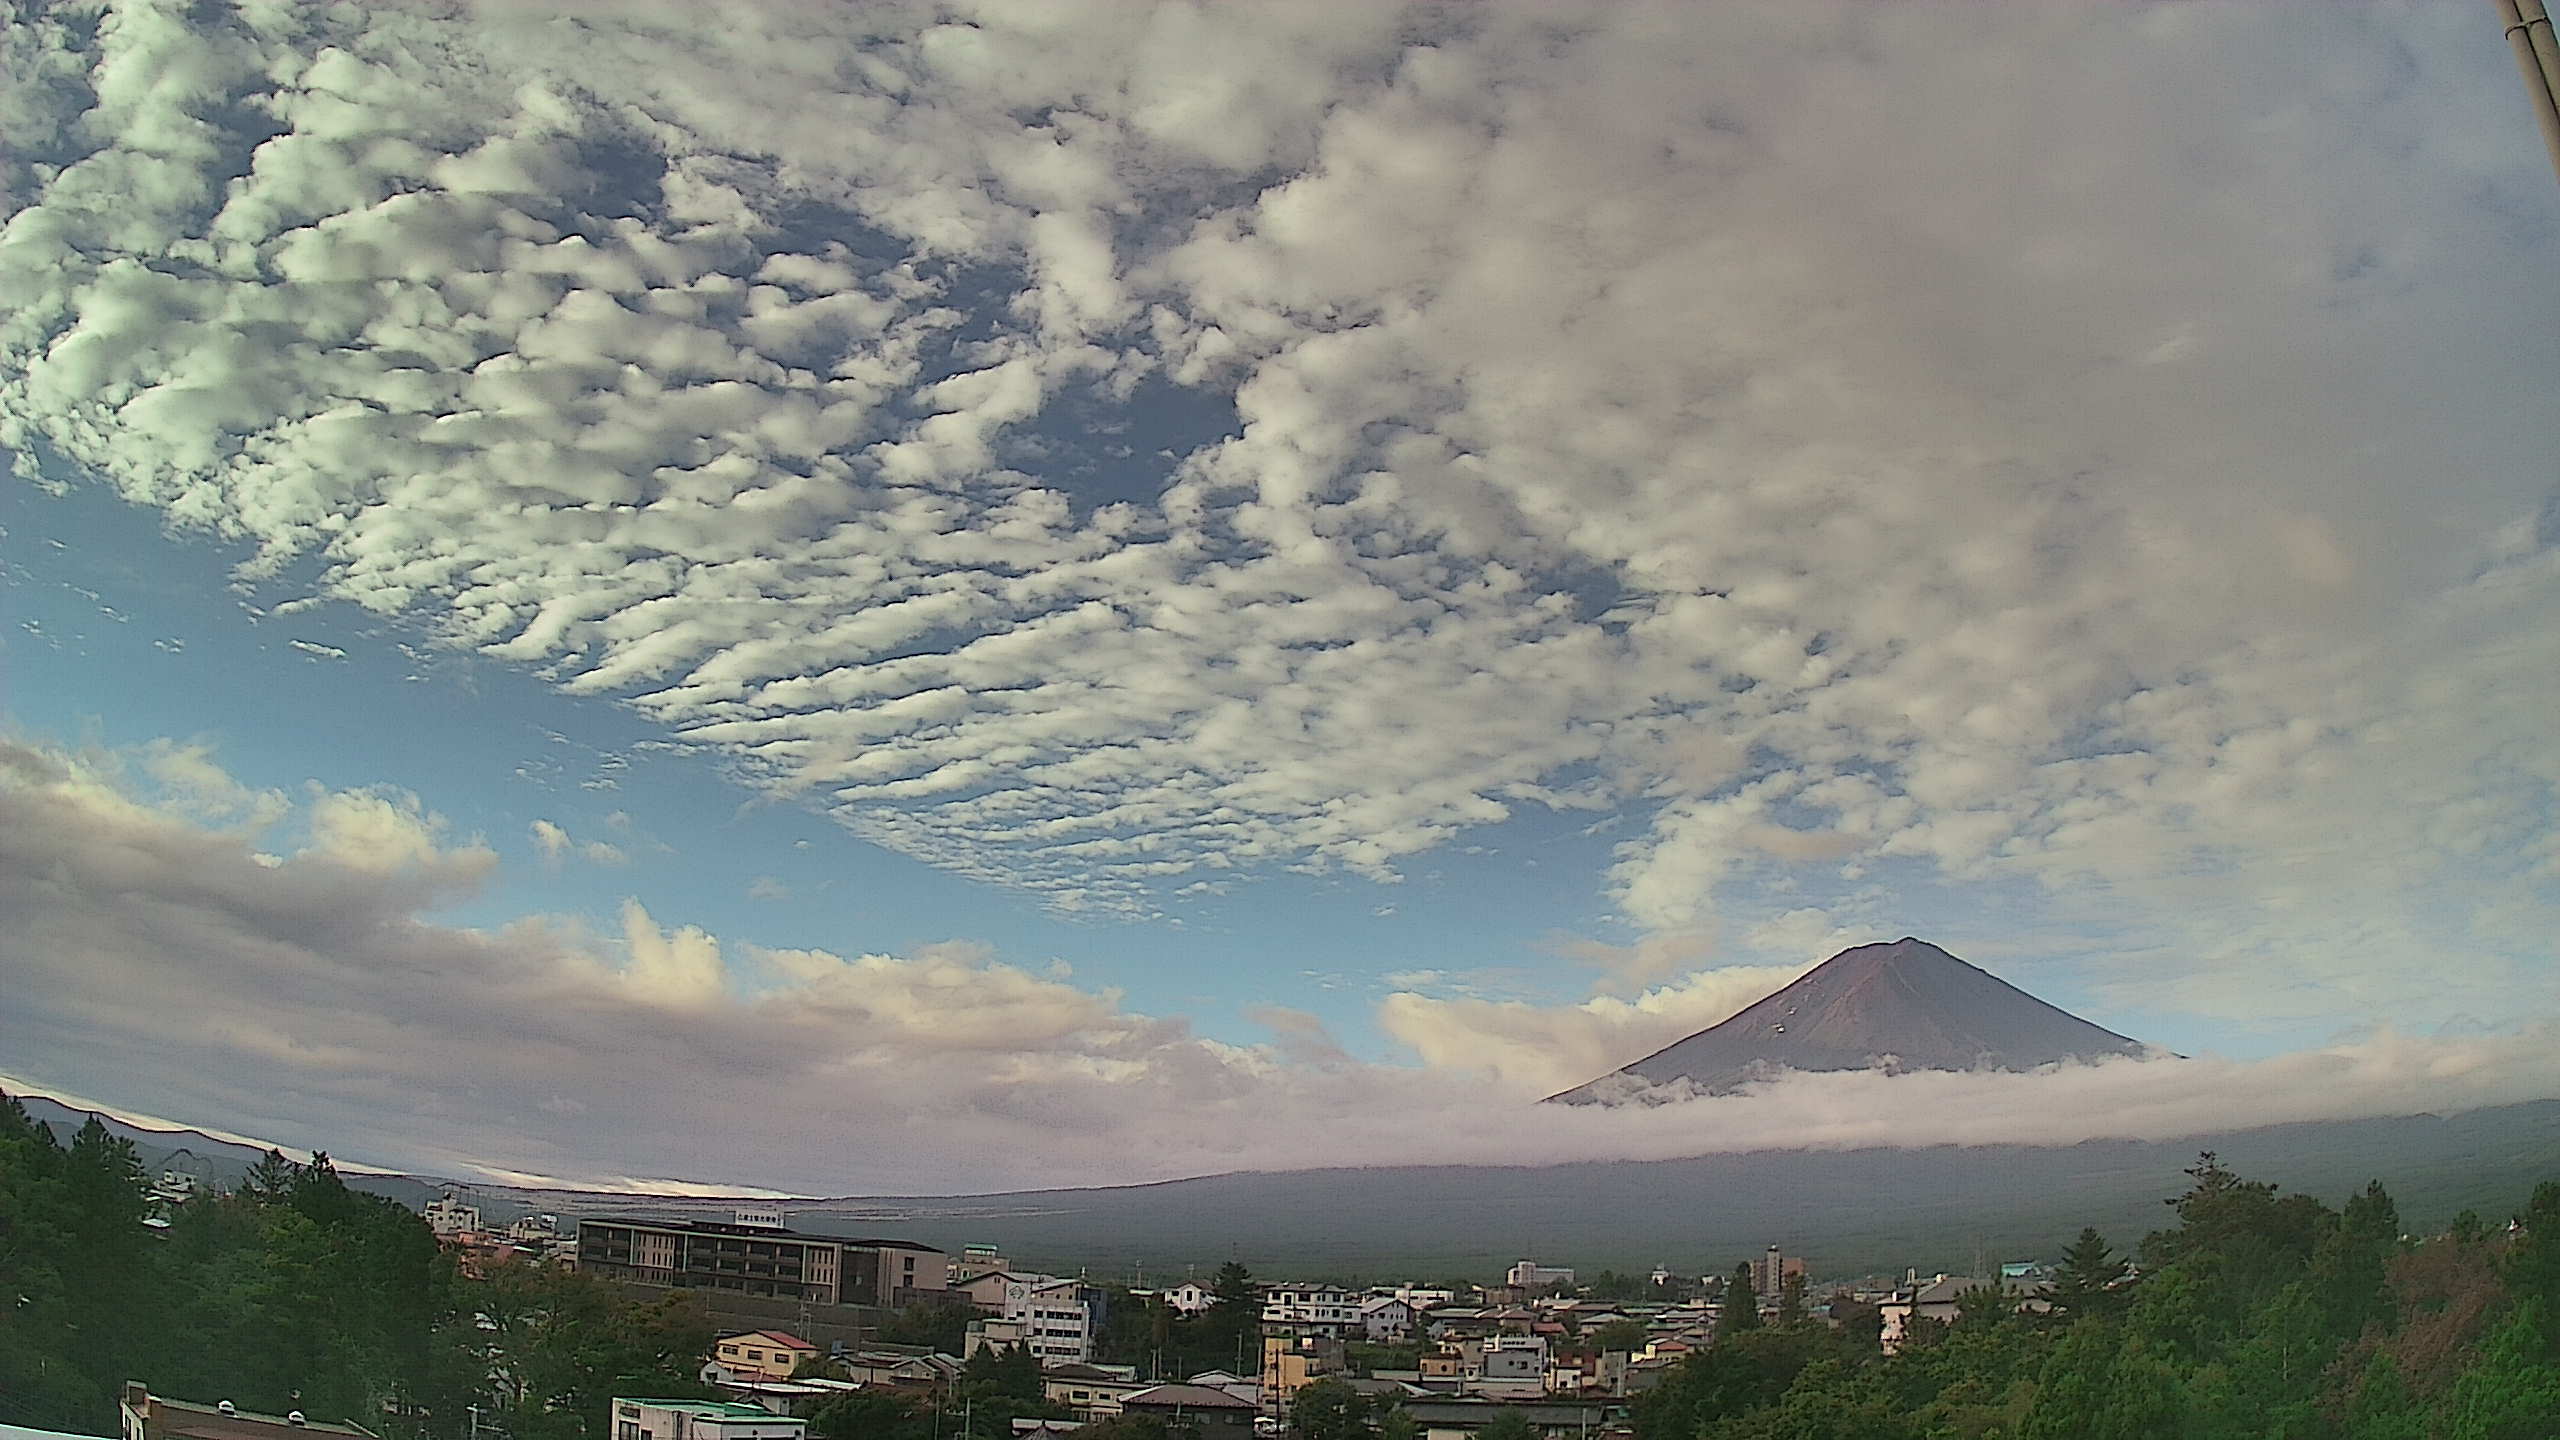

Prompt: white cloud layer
xmin=4 ymin=736 xmax=2556 ymax=1193
xmin=1 ymin=1 xmax=2556 ymax=1026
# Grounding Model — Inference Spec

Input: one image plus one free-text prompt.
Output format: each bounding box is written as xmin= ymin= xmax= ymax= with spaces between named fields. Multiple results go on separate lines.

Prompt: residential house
xmin=711 ymin=1332 xmax=819 ymax=1384
xmin=1359 ymin=1295 xmax=1415 ymax=1341
xmin=1119 ymin=1385 xmax=1256 ymax=1440
xmin=606 ymin=1399 xmax=806 ymax=1440
xmin=119 ymin=1385 xmax=377 ymax=1440
xmin=1161 ymin=1281 xmax=1213 ymax=1315
xmin=1396 ymin=1398 xmax=1610 ymax=1440
xmin=834 ymin=1351 xmax=960 ymax=1391
xmin=1183 ymin=1371 xmax=1260 ymax=1407
xmin=577 ymin=1217 xmax=949 ymax=1307
xmin=1041 ymin=1364 xmax=1149 ymax=1421
xmin=703 ymin=1380 xmax=850 ymax=1419
xmin=1876 ymin=1274 xmax=2061 ymax=1353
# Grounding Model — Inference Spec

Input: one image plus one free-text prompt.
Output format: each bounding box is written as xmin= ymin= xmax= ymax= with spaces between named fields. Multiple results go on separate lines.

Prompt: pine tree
xmin=2048 ymin=1228 xmax=2128 ymax=1318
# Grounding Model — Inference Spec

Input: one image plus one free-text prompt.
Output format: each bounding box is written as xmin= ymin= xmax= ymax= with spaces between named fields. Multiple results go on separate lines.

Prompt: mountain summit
xmin=1550 ymin=937 xmax=2149 ymax=1103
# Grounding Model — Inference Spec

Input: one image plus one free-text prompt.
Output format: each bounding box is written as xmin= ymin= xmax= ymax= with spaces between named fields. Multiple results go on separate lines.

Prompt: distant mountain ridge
xmin=1553 ymin=937 xmax=2151 ymax=1103
xmin=12 ymin=1085 xmax=2557 ymax=1276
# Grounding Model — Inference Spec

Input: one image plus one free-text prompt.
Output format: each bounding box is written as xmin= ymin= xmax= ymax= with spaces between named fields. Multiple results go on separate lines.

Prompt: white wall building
xmin=1359 ymin=1296 xmax=1415 ymax=1341
xmin=611 ymin=1399 xmax=805 ymax=1440
xmin=1506 ymin=1261 xmax=1574 ymax=1291
xmin=1468 ymin=1336 xmax=1551 ymax=1399
xmin=1263 ymin=1285 xmax=1361 ymax=1331
xmin=424 ymin=1195 xmax=479 ymax=1237
xmin=966 ymin=1275 xmax=1095 ymax=1364
xmin=1162 ymin=1282 xmax=1213 ymax=1314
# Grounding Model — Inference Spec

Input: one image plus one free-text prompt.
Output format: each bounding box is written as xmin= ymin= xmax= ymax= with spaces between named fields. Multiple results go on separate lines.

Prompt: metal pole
xmin=2498 ymin=0 xmax=2560 ymax=183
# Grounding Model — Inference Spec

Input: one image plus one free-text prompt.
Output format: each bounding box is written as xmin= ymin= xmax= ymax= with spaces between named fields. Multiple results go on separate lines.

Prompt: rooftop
xmin=618 ymin=1400 xmax=801 ymax=1420
xmin=1122 ymin=1384 xmax=1257 ymax=1411
xmin=132 ymin=1394 xmax=377 ymax=1440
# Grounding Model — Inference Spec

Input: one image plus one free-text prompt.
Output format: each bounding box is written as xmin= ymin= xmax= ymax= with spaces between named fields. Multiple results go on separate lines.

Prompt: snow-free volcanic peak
xmin=1550 ymin=937 xmax=2151 ymax=1103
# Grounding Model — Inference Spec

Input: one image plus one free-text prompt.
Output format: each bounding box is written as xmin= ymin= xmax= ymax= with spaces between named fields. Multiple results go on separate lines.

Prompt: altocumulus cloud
xmin=1 ymin=0 xmax=2557 ymax=1022
xmin=4 ymin=736 xmax=2558 ymax=1194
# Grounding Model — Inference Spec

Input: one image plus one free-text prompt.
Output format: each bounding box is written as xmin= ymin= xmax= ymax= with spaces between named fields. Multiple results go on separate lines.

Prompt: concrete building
xmin=1749 ymin=1247 xmax=1806 ymax=1303
xmin=120 ymin=1385 xmax=376 ymax=1440
xmin=1259 ymin=1333 xmax=1345 ymax=1419
xmin=1504 ymin=1262 xmax=1574 ymax=1292
xmin=577 ymin=1217 xmax=947 ymax=1307
xmin=608 ymin=1399 xmax=805 ymax=1440
xmin=1466 ymin=1336 xmax=1549 ymax=1399
xmin=1262 ymin=1284 xmax=1361 ymax=1332
xmin=423 ymin=1195 xmax=480 ymax=1238
xmin=710 ymin=1331 xmax=819 ymax=1383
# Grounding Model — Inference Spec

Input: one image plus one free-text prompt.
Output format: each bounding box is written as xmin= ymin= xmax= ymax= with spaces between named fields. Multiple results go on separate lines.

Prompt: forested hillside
xmin=0 ymin=1091 xmax=712 ymax=1440
xmin=1630 ymin=1155 xmax=2560 ymax=1439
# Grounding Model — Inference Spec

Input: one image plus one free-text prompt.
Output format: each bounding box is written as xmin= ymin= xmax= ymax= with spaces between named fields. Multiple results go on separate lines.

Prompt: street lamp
xmin=2495 ymin=0 xmax=2560 ymax=183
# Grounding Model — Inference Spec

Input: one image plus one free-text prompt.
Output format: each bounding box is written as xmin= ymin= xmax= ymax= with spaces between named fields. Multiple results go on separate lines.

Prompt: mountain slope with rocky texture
xmin=1551 ymin=937 xmax=2150 ymax=1103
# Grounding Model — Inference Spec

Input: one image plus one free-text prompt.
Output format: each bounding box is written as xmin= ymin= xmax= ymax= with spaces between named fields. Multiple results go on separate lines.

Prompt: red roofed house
xmin=712 ymin=1331 xmax=820 ymax=1383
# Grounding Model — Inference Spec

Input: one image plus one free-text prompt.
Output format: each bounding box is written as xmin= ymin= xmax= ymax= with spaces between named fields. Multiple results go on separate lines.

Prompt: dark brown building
xmin=576 ymin=1217 xmax=948 ymax=1307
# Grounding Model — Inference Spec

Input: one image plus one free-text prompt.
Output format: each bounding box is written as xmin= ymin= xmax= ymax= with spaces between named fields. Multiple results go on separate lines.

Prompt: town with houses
xmin=381 ymin=1195 xmax=2060 ymax=1440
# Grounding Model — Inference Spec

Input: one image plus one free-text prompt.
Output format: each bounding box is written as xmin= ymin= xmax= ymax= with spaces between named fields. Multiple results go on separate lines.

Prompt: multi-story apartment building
xmin=1750 ymin=1246 xmax=1806 ymax=1303
xmin=1261 ymin=1284 xmax=1360 ymax=1332
xmin=577 ymin=1215 xmax=948 ymax=1307
xmin=960 ymin=1273 xmax=1096 ymax=1364
xmin=1259 ymin=1333 xmax=1345 ymax=1419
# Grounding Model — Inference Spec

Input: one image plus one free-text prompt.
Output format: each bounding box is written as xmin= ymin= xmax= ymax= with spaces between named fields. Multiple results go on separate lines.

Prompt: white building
xmin=424 ymin=1195 xmax=480 ymax=1238
xmin=1263 ymin=1284 xmax=1361 ymax=1332
xmin=1506 ymin=1261 xmax=1574 ymax=1292
xmin=1392 ymin=1286 xmax=1457 ymax=1308
xmin=610 ymin=1398 xmax=805 ymax=1440
xmin=1468 ymin=1336 xmax=1550 ymax=1399
xmin=1161 ymin=1282 xmax=1214 ymax=1315
xmin=1359 ymin=1296 xmax=1415 ymax=1341
xmin=966 ymin=1275 xmax=1095 ymax=1364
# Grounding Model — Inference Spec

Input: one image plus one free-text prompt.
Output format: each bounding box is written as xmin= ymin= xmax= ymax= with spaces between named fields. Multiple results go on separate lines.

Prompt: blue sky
xmin=1 ymin=0 xmax=2557 ymax=1192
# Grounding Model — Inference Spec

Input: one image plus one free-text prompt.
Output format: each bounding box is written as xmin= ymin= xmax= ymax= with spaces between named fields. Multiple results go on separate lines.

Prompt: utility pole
xmin=2496 ymin=0 xmax=2560 ymax=183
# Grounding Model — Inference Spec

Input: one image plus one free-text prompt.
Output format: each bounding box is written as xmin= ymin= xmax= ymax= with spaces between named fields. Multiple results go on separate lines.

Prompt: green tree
xmin=2504 ymin=1180 xmax=2560 ymax=1315
xmin=1475 ymin=1412 xmax=1536 ymax=1440
xmin=1590 ymin=1319 xmax=1649 ymax=1354
xmin=811 ymin=1390 xmax=926 ymax=1440
xmin=2439 ymin=1300 xmax=2560 ymax=1440
xmin=1722 ymin=1264 xmax=1760 ymax=1333
xmin=1287 ymin=1378 xmax=1374 ymax=1440
xmin=879 ymin=1296 xmax=977 ymax=1354
xmin=2020 ymin=1323 xmax=2188 ymax=1440
xmin=2340 ymin=1352 xmax=2426 ymax=1440
xmin=1775 ymin=1272 xmax=1807 ymax=1329
xmin=2046 ymin=1228 xmax=2128 ymax=1319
